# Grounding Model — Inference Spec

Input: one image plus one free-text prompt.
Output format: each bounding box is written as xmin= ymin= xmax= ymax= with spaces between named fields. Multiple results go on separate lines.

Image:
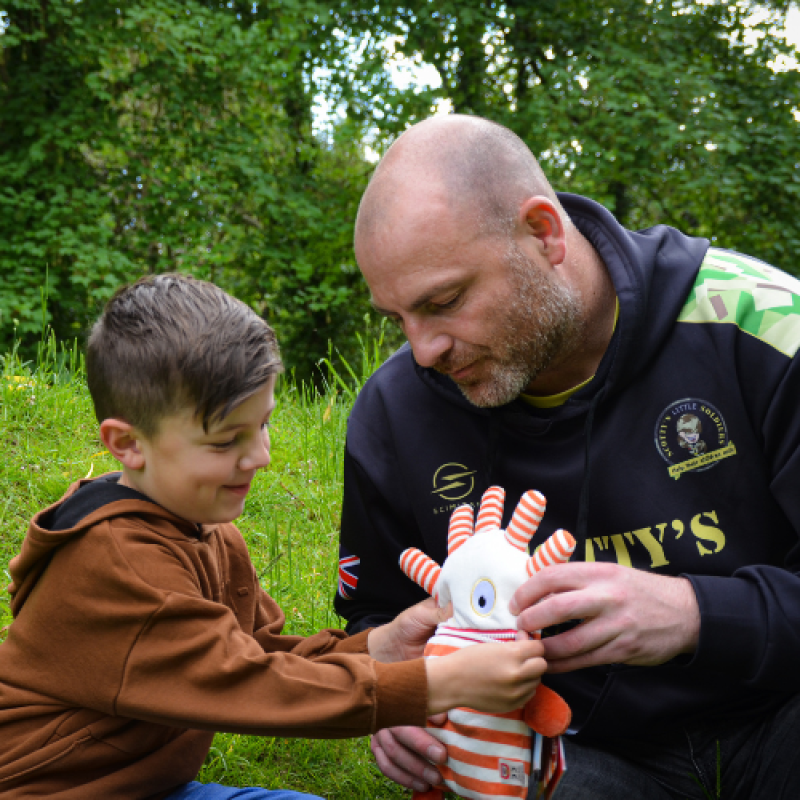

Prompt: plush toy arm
xmin=399 ymin=548 xmax=442 ymax=597
xmin=520 ymin=527 xmax=576 ymax=738
xmin=522 ymin=684 xmax=572 ymax=738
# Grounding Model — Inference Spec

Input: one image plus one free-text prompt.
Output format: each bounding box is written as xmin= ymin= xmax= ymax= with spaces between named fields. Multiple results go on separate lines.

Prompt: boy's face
xmin=120 ymin=377 xmax=277 ymax=525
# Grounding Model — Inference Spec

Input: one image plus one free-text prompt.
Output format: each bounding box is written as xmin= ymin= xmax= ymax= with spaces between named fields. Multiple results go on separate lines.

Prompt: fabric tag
xmin=498 ymin=758 xmax=527 ymax=786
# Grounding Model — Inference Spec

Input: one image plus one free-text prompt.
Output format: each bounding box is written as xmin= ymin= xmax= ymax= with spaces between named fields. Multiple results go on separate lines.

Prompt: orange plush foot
xmin=522 ymin=684 xmax=572 ymax=737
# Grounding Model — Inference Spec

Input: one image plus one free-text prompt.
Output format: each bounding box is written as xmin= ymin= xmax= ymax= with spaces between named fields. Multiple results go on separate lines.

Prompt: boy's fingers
xmin=508 ymin=638 xmax=546 ymax=661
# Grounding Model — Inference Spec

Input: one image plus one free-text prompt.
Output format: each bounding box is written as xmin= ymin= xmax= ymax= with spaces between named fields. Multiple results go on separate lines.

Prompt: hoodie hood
xmin=564 ymin=193 xmax=708 ymax=397
xmin=7 ymin=473 xmax=201 ymax=616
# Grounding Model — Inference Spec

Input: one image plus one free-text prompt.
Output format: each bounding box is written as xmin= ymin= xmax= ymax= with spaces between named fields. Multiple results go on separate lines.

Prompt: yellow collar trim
xmin=521 ymin=297 xmax=619 ymax=409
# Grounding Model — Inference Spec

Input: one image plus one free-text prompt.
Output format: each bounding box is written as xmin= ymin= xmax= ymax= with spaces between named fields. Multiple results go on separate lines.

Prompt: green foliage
xmin=0 ymin=0 xmax=376 ymax=378
xmin=335 ymin=0 xmax=800 ymax=273
xmin=198 ymin=735 xmax=407 ymax=798
xmin=0 ymin=335 xmax=407 ymax=796
xmin=2 ymin=0 xmax=799 ymax=378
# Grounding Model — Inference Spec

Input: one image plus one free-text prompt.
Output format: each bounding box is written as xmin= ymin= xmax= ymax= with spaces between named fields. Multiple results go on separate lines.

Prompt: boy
xmin=0 ymin=275 xmax=546 ymax=799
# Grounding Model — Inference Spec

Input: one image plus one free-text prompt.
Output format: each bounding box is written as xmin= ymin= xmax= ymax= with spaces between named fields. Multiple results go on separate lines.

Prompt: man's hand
xmin=509 ymin=562 xmax=700 ymax=672
xmin=371 ymin=723 xmax=448 ymax=793
xmin=367 ymin=599 xmax=451 ymax=791
xmin=367 ymin=597 xmax=451 ymax=663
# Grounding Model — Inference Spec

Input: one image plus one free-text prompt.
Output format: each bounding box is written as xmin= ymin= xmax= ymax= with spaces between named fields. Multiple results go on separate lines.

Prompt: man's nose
xmin=404 ymin=318 xmax=452 ymax=368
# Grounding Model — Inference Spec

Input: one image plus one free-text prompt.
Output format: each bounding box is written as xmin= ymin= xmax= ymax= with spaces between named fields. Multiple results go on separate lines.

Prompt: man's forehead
xmin=359 ymin=168 xmax=452 ymax=234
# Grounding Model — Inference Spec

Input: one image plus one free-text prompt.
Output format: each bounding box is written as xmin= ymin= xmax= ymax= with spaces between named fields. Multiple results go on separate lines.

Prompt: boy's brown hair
xmin=87 ymin=274 xmax=282 ymax=437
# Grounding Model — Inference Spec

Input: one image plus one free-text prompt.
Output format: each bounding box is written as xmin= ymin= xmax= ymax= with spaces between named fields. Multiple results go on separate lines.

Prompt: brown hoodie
xmin=0 ymin=476 xmax=427 ymax=799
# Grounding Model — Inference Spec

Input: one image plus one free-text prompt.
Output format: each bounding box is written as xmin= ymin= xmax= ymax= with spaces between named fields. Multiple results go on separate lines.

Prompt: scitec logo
xmin=432 ymin=462 xmax=476 ymax=502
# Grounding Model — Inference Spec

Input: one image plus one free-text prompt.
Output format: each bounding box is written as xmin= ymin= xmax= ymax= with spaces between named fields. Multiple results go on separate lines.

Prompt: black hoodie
xmin=335 ymin=193 xmax=800 ymax=741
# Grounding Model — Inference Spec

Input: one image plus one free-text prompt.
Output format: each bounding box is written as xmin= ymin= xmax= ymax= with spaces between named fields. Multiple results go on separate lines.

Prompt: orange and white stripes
xmin=399 ymin=548 xmax=441 ymax=596
xmin=505 ymin=490 xmax=547 ymax=552
xmin=424 ymin=629 xmax=531 ymax=799
xmin=527 ymin=529 xmax=576 ymax=577
xmin=448 ymin=505 xmax=475 ymax=555
xmin=474 ymin=486 xmax=505 ymax=532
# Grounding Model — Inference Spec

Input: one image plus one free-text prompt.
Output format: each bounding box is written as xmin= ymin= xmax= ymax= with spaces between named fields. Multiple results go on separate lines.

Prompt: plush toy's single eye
xmin=470 ymin=579 xmax=496 ymax=616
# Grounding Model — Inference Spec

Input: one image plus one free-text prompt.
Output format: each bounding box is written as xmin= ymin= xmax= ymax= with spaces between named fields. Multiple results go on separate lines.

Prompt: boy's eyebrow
xmin=208 ymin=405 xmax=276 ymax=434
xmin=369 ymin=279 xmax=463 ymax=317
xmin=209 ymin=422 xmax=247 ymax=434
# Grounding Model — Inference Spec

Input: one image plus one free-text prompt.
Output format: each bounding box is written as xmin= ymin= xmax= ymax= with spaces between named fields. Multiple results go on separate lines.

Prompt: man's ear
xmin=99 ymin=419 xmax=146 ymax=471
xmin=519 ymin=196 xmax=567 ymax=266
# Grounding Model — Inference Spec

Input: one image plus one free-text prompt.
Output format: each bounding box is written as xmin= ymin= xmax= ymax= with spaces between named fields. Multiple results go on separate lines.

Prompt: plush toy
xmin=399 ymin=486 xmax=575 ymax=800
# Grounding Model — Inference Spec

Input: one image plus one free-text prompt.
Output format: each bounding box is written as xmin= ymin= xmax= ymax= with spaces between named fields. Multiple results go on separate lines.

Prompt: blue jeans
xmin=164 ymin=782 xmax=323 ymax=799
xmin=540 ymin=692 xmax=800 ymax=799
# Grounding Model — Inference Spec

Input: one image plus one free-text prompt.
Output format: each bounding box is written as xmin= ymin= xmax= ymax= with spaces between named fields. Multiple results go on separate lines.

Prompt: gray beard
xmin=455 ymin=247 xmax=583 ymax=408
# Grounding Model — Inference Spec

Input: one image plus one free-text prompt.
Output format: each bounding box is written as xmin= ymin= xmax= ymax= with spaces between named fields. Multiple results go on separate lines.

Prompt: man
xmin=335 ymin=115 xmax=800 ymax=798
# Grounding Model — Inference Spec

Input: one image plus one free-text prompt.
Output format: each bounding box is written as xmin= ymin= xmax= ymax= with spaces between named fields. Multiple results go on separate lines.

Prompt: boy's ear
xmin=99 ymin=419 xmax=146 ymax=471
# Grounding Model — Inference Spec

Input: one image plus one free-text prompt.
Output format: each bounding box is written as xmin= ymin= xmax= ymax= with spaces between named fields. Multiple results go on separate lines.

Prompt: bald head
xmin=355 ymin=115 xmax=566 ymax=245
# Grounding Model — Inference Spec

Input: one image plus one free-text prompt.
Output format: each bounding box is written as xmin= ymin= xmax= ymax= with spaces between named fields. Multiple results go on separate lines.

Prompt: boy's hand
xmin=425 ymin=638 xmax=546 ymax=715
xmin=368 ymin=598 xmax=451 ymax=663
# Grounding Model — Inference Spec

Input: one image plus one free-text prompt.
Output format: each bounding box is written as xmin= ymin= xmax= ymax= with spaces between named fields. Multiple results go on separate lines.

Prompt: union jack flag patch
xmin=338 ymin=547 xmax=360 ymax=599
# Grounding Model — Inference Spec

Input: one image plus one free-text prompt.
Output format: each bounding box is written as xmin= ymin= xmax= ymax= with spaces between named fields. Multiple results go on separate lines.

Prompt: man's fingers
xmin=370 ymin=727 xmax=445 ymax=791
xmin=544 ymin=632 xmax=633 ymax=673
xmin=522 ymin=569 xmax=701 ymax=669
xmin=509 ymin=563 xmax=588 ymax=614
xmin=371 ymin=738 xmax=435 ymax=791
xmin=541 ymin=620 xmax=617 ymax=663
xmin=378 ymin=725 xmax=447 ymax=763
xmin=515 ymin=589 xmax=589 ymax=635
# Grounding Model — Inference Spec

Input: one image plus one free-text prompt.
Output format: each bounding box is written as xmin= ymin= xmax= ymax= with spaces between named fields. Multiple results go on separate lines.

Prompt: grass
xmin=0 ymin=332 xmax=408 ymax=799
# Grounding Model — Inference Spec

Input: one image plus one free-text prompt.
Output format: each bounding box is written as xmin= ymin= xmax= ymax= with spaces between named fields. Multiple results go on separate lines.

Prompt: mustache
xmin=432 ymin=347 xmax=488 ymax=375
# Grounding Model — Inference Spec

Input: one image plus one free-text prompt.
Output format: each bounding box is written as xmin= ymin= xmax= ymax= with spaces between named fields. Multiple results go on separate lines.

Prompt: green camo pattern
xmin=678 ymin=248 xmax=800 ymax=357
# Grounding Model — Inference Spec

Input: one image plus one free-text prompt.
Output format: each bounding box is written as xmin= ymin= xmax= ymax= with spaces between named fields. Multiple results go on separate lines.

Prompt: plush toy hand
xmin=522 ymin=681 xmax=572 ymax=738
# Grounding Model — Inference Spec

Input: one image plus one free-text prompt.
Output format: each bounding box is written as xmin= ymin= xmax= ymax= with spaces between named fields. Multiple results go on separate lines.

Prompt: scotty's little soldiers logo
xmin=654 ymin=398 xmax=736 ymax=480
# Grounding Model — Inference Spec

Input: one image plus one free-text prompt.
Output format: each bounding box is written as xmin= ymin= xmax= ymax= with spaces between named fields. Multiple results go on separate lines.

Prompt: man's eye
xmin=435 ymin=295 xmax=460 ymax=310
xmin=211 ymin=438 xmax=236 ymax=449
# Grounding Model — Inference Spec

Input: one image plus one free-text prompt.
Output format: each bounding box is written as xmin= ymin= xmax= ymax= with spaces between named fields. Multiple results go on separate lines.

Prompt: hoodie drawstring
xmin=576 ymin=390 xmax=603 ymax=544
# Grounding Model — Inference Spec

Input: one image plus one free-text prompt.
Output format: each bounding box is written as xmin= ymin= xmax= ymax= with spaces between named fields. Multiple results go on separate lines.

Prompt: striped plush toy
xmin=399 ymin=486 xmax=575 ymax=800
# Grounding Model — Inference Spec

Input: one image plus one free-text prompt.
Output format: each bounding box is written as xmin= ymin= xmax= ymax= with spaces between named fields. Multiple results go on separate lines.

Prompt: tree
xmin=2 ymin=1 xmax=799 ymax=375
xmin=334 ymin=0 xmax=800 ymax=273
xmin=0 ymin=0 xmax=376 ymax=377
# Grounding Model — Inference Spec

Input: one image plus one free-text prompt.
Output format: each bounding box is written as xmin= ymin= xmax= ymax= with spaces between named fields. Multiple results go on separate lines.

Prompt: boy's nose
xmin=240 ymin=429 xmax=271 ymax=471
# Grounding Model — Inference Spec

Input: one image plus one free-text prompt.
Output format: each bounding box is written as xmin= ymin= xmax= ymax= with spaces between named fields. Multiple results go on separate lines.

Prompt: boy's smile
xmin=116 ymin=377 xmax=277 ymax=525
